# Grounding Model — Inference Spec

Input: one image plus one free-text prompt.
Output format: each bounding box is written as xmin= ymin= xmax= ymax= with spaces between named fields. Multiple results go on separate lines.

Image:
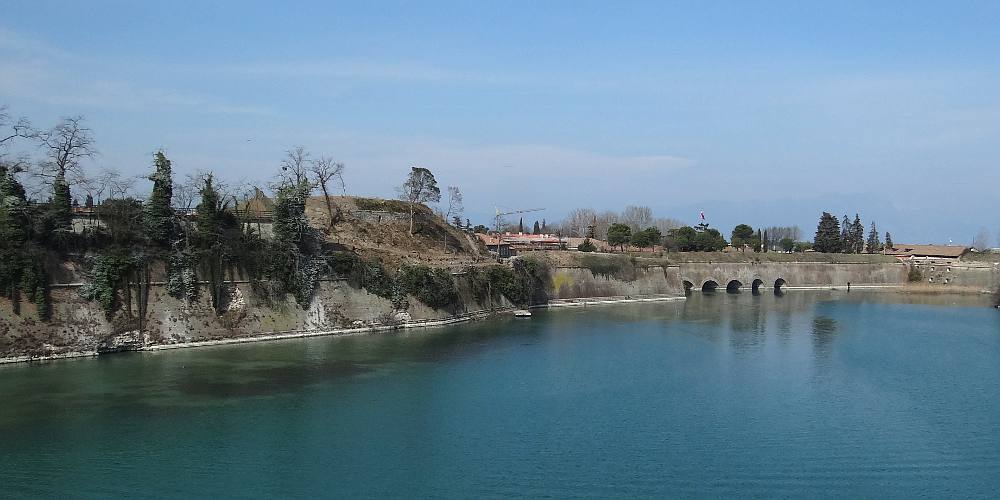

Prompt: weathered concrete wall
xmin=539 ymin=252 xmax=908 ymax=299
xmin=909 ymin=261 xmax=998 ymax=291
xmin=677 ymin=261 xmax=908 ymax=290
xmin=548 ymin=266 xmax=685 ymax=300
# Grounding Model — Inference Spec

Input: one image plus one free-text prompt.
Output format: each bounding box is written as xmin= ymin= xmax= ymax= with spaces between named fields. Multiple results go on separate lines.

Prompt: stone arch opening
xmin=751 ymin=278 xmax=764 ymax=294
xmin=683 ymin=280 xmax=694 ymax=294
xmin=774 ymin=278 xmax=786 ymax=291
xmin=702 ymin=280 xmax=719 ymax=292
xmin=726 ymin=280 xmax=743 ymax=293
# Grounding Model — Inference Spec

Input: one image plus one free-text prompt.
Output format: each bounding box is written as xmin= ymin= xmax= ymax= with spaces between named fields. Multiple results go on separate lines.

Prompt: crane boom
xmin=494 ymin=207 xmax=545 ymax=233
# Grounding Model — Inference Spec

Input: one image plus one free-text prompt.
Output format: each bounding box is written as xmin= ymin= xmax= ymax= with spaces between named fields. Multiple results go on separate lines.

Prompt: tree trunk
xmin=320 ymin=184 xmax=336 ymax=230
xmin=409 ymin=203 xmax=415 ymax=235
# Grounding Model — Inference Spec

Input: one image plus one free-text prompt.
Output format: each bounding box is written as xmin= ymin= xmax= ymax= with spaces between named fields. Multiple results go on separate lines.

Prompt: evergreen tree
xmin=762 ymin=229 xmax=769 ymax=252
xmin=398 ymin=166 xmax=440 ymax=235
xmin=272 ymin=182 xmax=311 ymax=247
xmin=541 ymin=219 xmax=547 ymax=232
xmin=532 ymin=220 xmax=541 ymax=234
xmin=85 ymin=194 xmax=94 ymax=208
xmin=518 ymin=217 xmax=524 ymax=233
xmin=144 ymin=151 xmax=175 ymax=246
xmin=0 ymin=164 xmax=30 ymax=254
xmin=885 ymin=232 xmax=894 ymax=251
xmin=866 ymin=222 xmax=881 ymax=253
xmin=840 ymin=215 xmax=851 ymax=253
xmin=731 ymin=224 xmax=754 ymax=250
xmin=465 ymin=218 xmax=471 ymax=230
xmin=607 ymin=223 xmax=631 ymax=251
xmin=814 ymin=212 xmax=842 ymax=253
xmin=850 ymin=214 xmax=865 ymax=253
xmin=195 ymin=175 xmax=222 ymax=242
xmin=48 ymin=172 xmax=73 ymax=231
xmin=754 ymin=228 xmax=763 ymax=252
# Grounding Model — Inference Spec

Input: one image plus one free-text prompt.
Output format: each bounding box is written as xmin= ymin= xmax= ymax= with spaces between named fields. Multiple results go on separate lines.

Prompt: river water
xmin=1 ymin=291 xmax=999 ymax=499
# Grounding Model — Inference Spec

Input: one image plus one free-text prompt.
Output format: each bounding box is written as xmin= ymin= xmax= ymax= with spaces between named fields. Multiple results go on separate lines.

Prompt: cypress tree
xmin=814 ymin=212 xmax=842 ymax=253
xmin=144 ymin=151 xmax=175 ymax=246
xmin=885 ymin=232 xmax=894 ymax=251
xmin=532 ymin=220 xmax=541 ymax=234
xmin=518 ymin=217 xmax=524 ymax=233
xmin=49 ymin=173 xmax=73 ymax=230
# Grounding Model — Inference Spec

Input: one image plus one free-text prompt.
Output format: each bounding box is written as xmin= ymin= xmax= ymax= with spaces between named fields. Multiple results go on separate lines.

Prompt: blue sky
xmin=2 ymin=1 xmax=999 ymax=244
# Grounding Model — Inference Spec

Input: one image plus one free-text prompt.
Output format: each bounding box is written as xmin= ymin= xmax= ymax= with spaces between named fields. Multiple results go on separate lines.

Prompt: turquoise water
xmin=2 ymin=291 xmax=999 ymax=499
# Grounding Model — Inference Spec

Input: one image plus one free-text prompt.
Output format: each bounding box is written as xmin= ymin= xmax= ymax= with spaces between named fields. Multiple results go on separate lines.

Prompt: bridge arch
xmin=774 ymin=278 xmax=786 ymax=291
xmin=682 ymin=280 xmax=695 ymax=294
xmin=726 ymin=280 xmax=743 ymax=293
xmin=701 ymin=279 xmax=719 ymax=292
xmin=751 ymin=278 xmax=764 ymax=294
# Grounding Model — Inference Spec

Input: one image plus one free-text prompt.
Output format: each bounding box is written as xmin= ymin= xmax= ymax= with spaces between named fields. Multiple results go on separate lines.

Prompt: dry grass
xmin=305 ymin=196 xmax=488 ymax=270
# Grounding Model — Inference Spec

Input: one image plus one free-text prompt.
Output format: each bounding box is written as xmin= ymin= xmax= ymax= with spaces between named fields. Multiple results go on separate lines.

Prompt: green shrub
xmin=577 ymin=238 xmax=597 ymax=252
xmin=79 ymin=251 xmax=143 ymax=317
xmin=399 ymin=264 xmax=458 ymax=309
xmin=579 ymin=254 xmax=638 ymax=281
xmin=329 ymin=252 xmax=407 ymax=309
xmin=165 ymin=251 xmax=199 ymax=302
xmin=908 ymin=265 xmax=923 ymax=282
xmin=354 ymin=197 xmax=411 ymax=213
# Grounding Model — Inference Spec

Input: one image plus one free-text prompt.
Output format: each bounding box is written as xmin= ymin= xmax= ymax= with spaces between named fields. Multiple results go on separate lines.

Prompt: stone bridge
xmin=677 ymin=261 xmax=907 ymax=293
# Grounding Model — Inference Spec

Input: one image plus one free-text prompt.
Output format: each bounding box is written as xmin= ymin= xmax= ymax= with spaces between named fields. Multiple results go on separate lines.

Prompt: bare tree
xmin=82 ymin=168 xmax=122 ymax=204
xmin=172 ymin=181 xmax=196 ymax=211
xmin=0 ymin=105 xmax=35 ymax=148
xmin=593 ymin=211 xmax=620 ymax=241
xmin=652 ymin=217 xmax=682 ymax=234
xmin=278 ymin=146 xmax=313 ymax=188
xmin=444 ymin=186 xmax=464 ymax=225
xmin=310 ymin=157 xmax=345 ymax=228
xmin=397 ymin=166 xmax=441 ymax=235
xmin=107 ymin=171 xmax=137 ymax=200
xmin=559 ymin=208 xmax=597 ymax=237
xmin=973 ymin=227 xmax=991 ymax=251
xmin=36 ymin=116 xmax=95 ymax=187
xmin=621 ymin=205 xmax=653 ymax=232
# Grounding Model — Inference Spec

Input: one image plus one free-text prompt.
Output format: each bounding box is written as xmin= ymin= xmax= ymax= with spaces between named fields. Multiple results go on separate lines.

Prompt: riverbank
xmin=7 ymin=285 xmax=985 ymax=365
xmin=0 ymin=307 xmax=511 ymax=365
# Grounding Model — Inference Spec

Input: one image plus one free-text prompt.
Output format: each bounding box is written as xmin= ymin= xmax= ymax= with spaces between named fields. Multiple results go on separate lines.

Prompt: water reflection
xmin=810 ymin=314 xmax=839 ymax=362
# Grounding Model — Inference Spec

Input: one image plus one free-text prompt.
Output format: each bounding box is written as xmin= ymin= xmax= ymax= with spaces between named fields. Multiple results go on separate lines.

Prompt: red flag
xmin=699 ymin=210 xmax=705 ymax=221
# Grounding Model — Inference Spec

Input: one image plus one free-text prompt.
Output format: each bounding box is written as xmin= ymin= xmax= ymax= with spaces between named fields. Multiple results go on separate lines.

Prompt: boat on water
xmin=513 ymin=310 xmax=532 ymax=318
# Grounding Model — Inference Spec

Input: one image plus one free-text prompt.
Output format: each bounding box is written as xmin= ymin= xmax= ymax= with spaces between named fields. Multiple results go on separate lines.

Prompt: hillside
xmin=304 ymin=196 xmax=488 ymax=269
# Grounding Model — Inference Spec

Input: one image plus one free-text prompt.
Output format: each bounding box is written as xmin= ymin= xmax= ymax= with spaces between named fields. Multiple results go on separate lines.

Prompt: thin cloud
xmin=212 ymin=60 xmax=535 ymax=86
xmin=0 ymin=28 xmax=272 ymax=116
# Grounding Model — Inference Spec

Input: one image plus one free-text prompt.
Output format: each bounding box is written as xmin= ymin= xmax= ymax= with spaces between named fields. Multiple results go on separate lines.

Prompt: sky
xmin=1 ymin=1 xmax=999 ymax=244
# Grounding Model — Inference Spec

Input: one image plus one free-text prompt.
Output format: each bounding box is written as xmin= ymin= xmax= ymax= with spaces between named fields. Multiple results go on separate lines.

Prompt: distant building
xmin=475 ymin=232 xmax=566 ymax=257
xmin=885 ymin=244 xmax=971 ymax=261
